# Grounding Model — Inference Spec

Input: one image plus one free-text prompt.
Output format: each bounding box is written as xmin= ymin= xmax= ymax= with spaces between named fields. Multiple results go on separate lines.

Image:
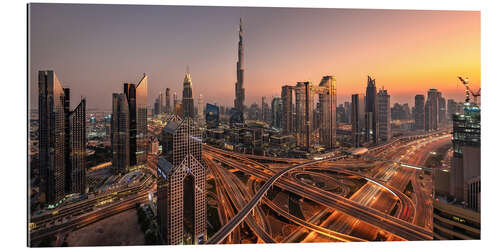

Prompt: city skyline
xmin=29 ymin=4 xmax=480 ymax=110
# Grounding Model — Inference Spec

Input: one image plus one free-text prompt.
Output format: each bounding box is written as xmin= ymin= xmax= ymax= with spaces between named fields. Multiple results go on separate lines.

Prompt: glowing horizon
xmin=29 ymin=4 xmax=480 ymax=110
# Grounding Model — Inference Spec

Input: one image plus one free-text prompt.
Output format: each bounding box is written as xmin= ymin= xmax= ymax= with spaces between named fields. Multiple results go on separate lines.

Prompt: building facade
xmin=377 ymin=88 xmax=391 ymax=142
xmin=234 ymin=18 xmax=245 ymax=116
xmin=111 ymin=93 xmax=130 ymax=174
xmin=414 ymin=94 xmax=425 ymax=130
xmin=451 ymin=103 xmax=480 ymax=210
xmin=351 ymin=94 xmax=365 ymax=147
xmin=182 ymin=73 xmax=195 ymax=119
xmin=166 ymin=88 xmax=171 ymax=113
xmin=38 ymin=71 xmax=66 ymax=203
xmin=425 ymin=88 xmax=439 ymax=131
xmin=68 ymin=99 xmax=87 ymax=194
xmin=365 ymin=76 xmax=378 ymax=144
xmin=271 ymin=97 xmax=283 ymax=129
xmin=157 ymin=118 xmax=206 ymax=245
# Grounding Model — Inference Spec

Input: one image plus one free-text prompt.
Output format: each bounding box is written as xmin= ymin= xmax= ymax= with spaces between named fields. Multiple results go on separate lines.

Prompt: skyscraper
xmin=344 ymin=101 xmax=351 ymax=124
xmin=111 ymin=93 xmax=130 ymax=174
xmin=165 ymin=88 xmax=171 ymax=113
xmin=365 ymin=76 xmax=378 ymax=144
xmin=447 ymin=99 xmax=458 ymax=121
xmin=38 ymin=71 xmax=66 ymax=203
xmin=351 ymin=94 xmax=365 ymax=147
xmin=318 ymin=76 xmax=337 ymax=149
xmin=234 ymin=18 xmax=245 ymax=116
xmin=205 ymin=103 xmax=220 ymax=129
xmin=451 ymin=102 xmax=480 ymax=210
xmin=271 ymin=97 xmax=283 ymax=129
xmin=159 ymin=89 xmax=164 ymax=115
xmin=377 ymin=88 xmax=391 ymax=142
xmin=157 ymin=118 xmax=206 ymax=245
xmin=415 ymin=95 xmax=425 ymax=130
xmin=425 ymin=89 xmax=439 ymax=131
xmin=182 ymin=73 xmax=195 ymax=119
xmin=68 ymin=98 xmax=86 ymax=194
xmin=281 ymin=85 xmax=294 ymax=134
xmin=124 ymin=74 xmax=148 ymax=167
xmin=197 ymin=94 xmax=204 ymax=119
xmin=438 ymin=92 xmax=446 ymax=124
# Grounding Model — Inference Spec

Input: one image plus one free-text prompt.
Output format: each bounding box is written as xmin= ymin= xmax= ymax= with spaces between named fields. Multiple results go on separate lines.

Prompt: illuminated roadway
xmin=204 ymin=143 xmax=434 ymax=243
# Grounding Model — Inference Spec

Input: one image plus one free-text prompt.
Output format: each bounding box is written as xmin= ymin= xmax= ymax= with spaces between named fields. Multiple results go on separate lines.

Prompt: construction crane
xmin=458 ymin=76 xmax=481 ymax=104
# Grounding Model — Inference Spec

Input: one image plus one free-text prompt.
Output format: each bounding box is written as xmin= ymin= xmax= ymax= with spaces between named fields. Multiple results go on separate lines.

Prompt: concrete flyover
xmin=205 ymin=154 xmax=349 ymax=244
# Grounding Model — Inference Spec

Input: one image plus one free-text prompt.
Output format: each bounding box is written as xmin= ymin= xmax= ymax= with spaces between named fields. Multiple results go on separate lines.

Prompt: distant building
xmin=344 ymin=101 xmax=351 ymax=124
xmin=351 ymin=94 xmax=365 ymax=147
xmin=447 ymin=99 xmax=457 ymax=121
xmin=365 ymin=76 xmax=378 ymax=144
xmin=438 ymin=92 xmax=446 ymax=124
xmin=425 ymin=89 xmax=439 ymax=131
xmin=157 ymin=118 xmax=206 ymax=244
xmin=165 ymin=88 xmax=171 ymax=113
xmin=197 ymin=94 xmax=204 ymax=120
xmin=317 ymin=76 xmax=337 ymax=149
xmin=111 ymin=93 xmax=130 ymax=174
xmin=182 ymin=73 xmax=195 ymax=119
xmin=205 ymin=103 xmax=220 ymax=129
xmin=271 ymin=97 xmax=283 ymax=129
xmin=123 ymin=74 xmax=148 ymax=167
xmin=414 ymin=95 xmax=425 ymax=130
xmin=377 ymin=88 xmax=391 ymax=142
xmin=234 ymin=18 xmax=245 ymax=117
xmin=281 ymin=85 xmax=294 ymax=134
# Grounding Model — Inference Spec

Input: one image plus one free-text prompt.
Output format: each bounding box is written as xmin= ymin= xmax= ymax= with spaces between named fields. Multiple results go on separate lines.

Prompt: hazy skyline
xmin=29 ymin=3 xmax=480 ymax=110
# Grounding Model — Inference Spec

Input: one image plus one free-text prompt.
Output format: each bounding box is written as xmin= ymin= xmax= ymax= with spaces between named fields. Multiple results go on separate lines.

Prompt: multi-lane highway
xmin=204 ymin=143 xmax=433 ymax=243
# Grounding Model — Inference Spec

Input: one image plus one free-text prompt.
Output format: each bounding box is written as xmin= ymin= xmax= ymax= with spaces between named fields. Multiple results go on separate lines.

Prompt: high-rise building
xmin=447 ymin=99 xmax=458 ymax=121
xmin=173 ymin=92 xmax=179 ymax=109
xmin=271 ymin=97 xmax=283 ymax=129
xmin=68 ymin=99 xmax=86 ymax=194
xmin=281 ymin=85 xmax=294 ymax=134
xmin=451 ymin=102 xmax=480 ymax=210
xmin=377 ymin=88 xmax=391 ymax=142
xmin=39 ymin=71 xmax=87 ymax=203
xmin=414 ymin=95 xmax=425 ymax=130
xmin=154 ymin=97 xmax=160 ymax=117
xmin=234 ymin=18 xmax=245 ymax=117
xmin=137 ymin=77 xmax=148 ymax=167
xmin=438 ymin=92 xmax=446 ymax=124
xmin=205 ymin=103 xmax=220 ymax=129
xmin=38 ymin=71 xmax=67 ymax=203
xmin=127 ymin=73 xmax=148 ymax=167
xmin=111 ymin=93 xmax=130 ymax=174
xmin=344 ymin=101 xmax=351 ymax=124
xmin=425 ymin=89 xmax=439 ymax=131
xmin=159 ymin=89 xmax=164 ymax=115
xmin=365 ymin=76 xmax=378 ymax=144
xmin=165 ymin=88 xmax=171 ymax=113
xmin=317 ymin=76 xmax=337 ymax=149
xmin=197 ymin=94 xmax=204 ymax=120
xmin=294 ymin=82 xmax=308 ymax=148
xmin=351 ymin=94 xmax=365 ymax=147
xmin=182 ymin=73 xmax=195 ymax=119
xmin=337 ymin=104 xmax=346 ymax=123
xmin=157 ymin=118 xmax=206 ymax=244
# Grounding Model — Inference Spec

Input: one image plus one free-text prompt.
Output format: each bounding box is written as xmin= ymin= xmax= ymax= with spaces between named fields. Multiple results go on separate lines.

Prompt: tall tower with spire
xmin=182 ymin=72 xmax=195 ymax=118
xmin=234 ymin=18 xmax=245 ymax=118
